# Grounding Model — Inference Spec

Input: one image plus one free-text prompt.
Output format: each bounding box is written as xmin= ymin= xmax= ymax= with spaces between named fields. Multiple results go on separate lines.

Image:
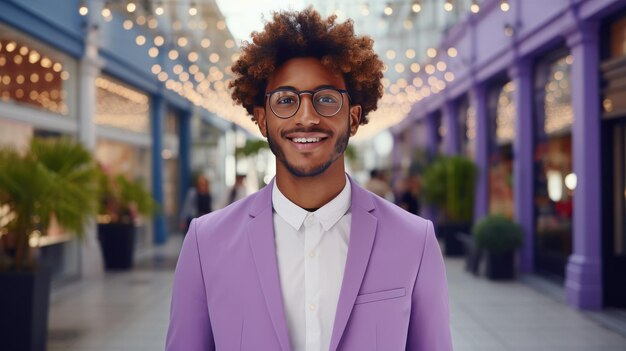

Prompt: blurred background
xmin=0 ymin=0 xmax=625 ymax=350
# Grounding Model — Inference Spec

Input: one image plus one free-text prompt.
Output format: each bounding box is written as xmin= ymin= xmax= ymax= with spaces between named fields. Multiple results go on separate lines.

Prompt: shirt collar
xmin=272 ymin=175 xmax=352 ymax=231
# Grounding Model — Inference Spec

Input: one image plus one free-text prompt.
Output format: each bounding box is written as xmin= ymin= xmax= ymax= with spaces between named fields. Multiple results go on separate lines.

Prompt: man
xmin=167 ymin=7 xmax=452 ymax=351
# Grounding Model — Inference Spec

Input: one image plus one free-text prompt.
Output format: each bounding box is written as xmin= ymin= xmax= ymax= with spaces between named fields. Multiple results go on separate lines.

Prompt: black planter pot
xmin=0 ymin=266 xmax=51 ymax=351
xmin=485 ymin=250 xmax=515 ymax=280
xmin=98 ymin=223 xmax=136 ymax=270
xmin=437 ymin=221 xmax=472 ymax=256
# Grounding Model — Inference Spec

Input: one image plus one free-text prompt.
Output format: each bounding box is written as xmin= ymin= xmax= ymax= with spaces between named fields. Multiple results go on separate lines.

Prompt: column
xmin=565 ymin=21 xmax=602 ymax=310
xmin=178 ymin=109 xmax=192 ymax=219
xmin=471 ymin=83 xmax=489 ymax=221
xmin=508 ymin=59 xmax=534 ymax=273
xmin=78 ymin=21 xmax=104 ymax=277
xmin=442 ymin=100 xmax=459 ymax=155
xmin=151 ymin=97 xmax=167 ymax=245
xmin=425 ymin=112 xmax=439 ymax=159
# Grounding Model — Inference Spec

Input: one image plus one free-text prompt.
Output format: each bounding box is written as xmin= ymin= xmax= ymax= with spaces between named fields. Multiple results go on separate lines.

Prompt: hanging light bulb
xmin=155 ymin=1 xmax=164 ymax=16
xmin=384 ymin=3 xmax=393 ymax=16
xmin=189 ymin=2 xmax=198 ymax=16
xmin=411 ymin=1 xmax=422 ymax=13
xmin=470 ymin=0 xmax=480 ymax=13
xmin=126 ymin=1 xmax=136 ymax=13
xmin=500 ymin=0 xmax=510 ymax=12
xmin=78 ymin=0 xmax=88 ymax=16
xmin=444 ymin=0 xmax=454 ymax=12
xmin=101 ymin=2 xmax=111 ymax=18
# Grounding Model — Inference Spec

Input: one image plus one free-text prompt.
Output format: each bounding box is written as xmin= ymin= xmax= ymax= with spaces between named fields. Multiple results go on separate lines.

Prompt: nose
xmin=294 ymin=94 xmax=320 ymax=126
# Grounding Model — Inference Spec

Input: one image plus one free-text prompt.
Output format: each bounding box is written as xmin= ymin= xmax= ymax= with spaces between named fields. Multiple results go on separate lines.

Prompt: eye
xmin=276 ymin=96 xmax=296 ymax=105
xmin=316 ymin=95 xmax=338 ymax=104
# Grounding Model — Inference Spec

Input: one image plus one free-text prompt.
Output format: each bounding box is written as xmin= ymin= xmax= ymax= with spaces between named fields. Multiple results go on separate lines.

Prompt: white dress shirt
xmin=272 ymin=176 xmax=352 ymax=351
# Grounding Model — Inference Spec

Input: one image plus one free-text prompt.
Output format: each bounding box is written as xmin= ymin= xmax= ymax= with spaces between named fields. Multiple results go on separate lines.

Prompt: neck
xmin=275 ymin=157 xmax=347 ymax=210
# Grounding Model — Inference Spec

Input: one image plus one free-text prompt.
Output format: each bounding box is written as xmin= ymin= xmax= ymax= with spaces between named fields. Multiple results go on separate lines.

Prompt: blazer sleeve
xmin=406 ymin=220 xmax=453 ymax=351
xmin=166 ymin=219 xmax=215 ymax=351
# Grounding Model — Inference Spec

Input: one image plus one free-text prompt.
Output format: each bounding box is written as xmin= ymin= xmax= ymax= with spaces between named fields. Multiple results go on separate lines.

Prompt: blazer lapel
xmin=247 ymin=181 xmax=292 ymax=351
xmin=329 ymin=180 xmax=378 ymax=351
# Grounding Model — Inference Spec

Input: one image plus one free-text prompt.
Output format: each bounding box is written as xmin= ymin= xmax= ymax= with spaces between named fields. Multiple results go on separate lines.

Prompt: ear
xmin=253 ymin=106 xmax=267 ymax=137
xmin=348 ymin=105 xmax=362 ymax=136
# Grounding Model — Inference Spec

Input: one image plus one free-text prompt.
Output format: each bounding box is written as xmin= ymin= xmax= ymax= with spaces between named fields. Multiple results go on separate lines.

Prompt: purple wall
xmin=392 ymin=0 xmax=624 ymax=310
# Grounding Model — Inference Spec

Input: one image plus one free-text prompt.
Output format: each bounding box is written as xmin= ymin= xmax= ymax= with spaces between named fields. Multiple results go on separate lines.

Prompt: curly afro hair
xmin=229 ymin=7 xmax=384 ymax=125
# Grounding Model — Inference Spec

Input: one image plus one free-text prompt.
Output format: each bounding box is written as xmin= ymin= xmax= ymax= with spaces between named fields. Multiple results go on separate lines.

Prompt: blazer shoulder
xmin=192 ymin=191 xmax=261 ymax=239
xmin=368 ymin=192 xmax=433 ymax=243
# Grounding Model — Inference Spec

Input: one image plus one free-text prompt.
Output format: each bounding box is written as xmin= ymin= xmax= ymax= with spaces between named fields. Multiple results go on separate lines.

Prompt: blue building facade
xmin=0 ymin=0 xmax=234 ymax=281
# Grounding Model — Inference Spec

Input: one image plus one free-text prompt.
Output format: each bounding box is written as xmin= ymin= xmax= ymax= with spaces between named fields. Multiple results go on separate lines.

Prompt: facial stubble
xmin=265 ymin=117 xmax=351 ymax=178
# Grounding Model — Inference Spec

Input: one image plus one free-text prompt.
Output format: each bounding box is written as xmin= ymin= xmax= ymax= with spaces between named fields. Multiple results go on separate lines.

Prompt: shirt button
xmin=309 ymin=304 xmax=316 ymax=311
xmin=309 ymin=251 xmax=316 ymax=258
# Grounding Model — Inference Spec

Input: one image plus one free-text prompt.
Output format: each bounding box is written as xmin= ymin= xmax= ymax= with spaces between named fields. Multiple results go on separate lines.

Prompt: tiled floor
xmin=47 ymin=237 xmax=626 ymax=351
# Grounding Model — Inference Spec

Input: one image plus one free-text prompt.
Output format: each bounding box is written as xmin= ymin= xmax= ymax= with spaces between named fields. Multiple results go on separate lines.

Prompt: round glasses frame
xmin=265 ymin=87 xmax=351 ymax=119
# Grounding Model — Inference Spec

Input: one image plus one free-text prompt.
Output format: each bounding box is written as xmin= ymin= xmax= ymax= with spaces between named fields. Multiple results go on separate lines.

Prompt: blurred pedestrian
xmin=396 ymin=174 xmax=421 ymax=216
xmin=179 ymin=174 xmax=212 ymax=233
xmin=364 ymin=168 xmax=395 ymax=202
xmin=216 ymin=174 xmax=248 ymax=208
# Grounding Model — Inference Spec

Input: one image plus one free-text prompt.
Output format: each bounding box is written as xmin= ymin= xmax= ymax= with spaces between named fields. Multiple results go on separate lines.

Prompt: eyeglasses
xmin=265 ymin=87 xmax=350 ymax=119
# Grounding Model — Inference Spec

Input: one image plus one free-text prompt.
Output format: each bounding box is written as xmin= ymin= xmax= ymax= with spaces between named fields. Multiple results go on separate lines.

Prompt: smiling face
xmin=254 ymin=58 xmax=362 ymax=178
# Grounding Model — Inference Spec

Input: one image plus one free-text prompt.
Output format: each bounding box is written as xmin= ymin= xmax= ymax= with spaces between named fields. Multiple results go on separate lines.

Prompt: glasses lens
xmin=313 ymin=89 xmax=343 ymax=116
xmin=270 ymin=90 xmax=299 ymax=118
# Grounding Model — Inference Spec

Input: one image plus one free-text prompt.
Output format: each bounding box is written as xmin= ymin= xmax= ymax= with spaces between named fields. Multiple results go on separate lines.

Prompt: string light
xmin=135 ymin=35 xmax=146 ymax=46
xmin=500 ymin=0 xmax=510 ymax=12
xmin=123 ymin=20 xmax=133 ymax=30
xmin=189 ymin=2 xmax=198 ymax=16
xmin=78 ymin=0 xmax=88 ymax=16
xmin=447 ymin=47 xmax=458 ymax=57
xmin=155 ymin=1 xmax=164 ymax=15
xmin=101 ymin=2 xmax=111 ymax=18
xmin=126 ymin=1 xmax=136 ymax=13
xmin=411 ymin=1 xmax=422 ymax=13
xmin=426 ymin=48 xmax=437 ymax=58
xmin=444 ymin=0 xmax=454 ymax=12
xmin=384 ymin=3 xmax=393 ymax=16
xmin=470 ymin=0 xmax=480 ymax=13
xmin=148 ymin=47 xmax=159 ymax=58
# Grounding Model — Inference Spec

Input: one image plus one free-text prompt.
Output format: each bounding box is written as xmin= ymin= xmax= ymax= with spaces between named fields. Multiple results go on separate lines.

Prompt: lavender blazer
xmin=166 ymin=178 xmax=453 ymax=351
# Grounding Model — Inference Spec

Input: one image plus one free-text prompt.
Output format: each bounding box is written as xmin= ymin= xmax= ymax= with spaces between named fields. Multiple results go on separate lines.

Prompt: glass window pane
xmin=94 ymin=75 xmax=150 ymax=133
xmin=0 ymin=24 xmax=77 ymax=117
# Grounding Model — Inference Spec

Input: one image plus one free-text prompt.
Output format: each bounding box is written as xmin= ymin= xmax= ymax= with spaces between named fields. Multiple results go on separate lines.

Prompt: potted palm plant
xmin=97 ymin=171 xmax=157 ymax=270
xmin=472 ymin=215 xmax=523 ymax=280
xmin=0 ymin=138 xmax=99 ymax=351
xmin=421 ymin=155 xmax=478 ymax=256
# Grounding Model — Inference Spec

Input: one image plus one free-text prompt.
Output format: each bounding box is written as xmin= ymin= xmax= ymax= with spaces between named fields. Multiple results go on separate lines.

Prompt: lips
xmin=285 ymin=132 xmax=329 ymax=151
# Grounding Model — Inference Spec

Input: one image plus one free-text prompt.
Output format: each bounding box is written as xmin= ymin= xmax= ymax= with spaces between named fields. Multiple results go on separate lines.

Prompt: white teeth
xmin=292 ymin=137 xmax=321 ymax=143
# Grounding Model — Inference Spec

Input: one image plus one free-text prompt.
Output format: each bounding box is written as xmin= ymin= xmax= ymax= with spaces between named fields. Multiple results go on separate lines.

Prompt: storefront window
xmin=457 ymin=95 xmax=476 ymax=159
xmin=95 ymin=75 xmax=150 ymax=133
xmin=488 ymin=81 xmax=516 ymax=218
xmin=434 ymin=111 xmax=444 ymax=155
xmin=163 ymin=108 xmax=180 ymax=233
xmin=0 ymin=24 xmax=76 ymax=117
xmin=610 ymin=16 xmax=626 ymax=59
xmin=533 ymin=50 xmax=574 ymax=280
